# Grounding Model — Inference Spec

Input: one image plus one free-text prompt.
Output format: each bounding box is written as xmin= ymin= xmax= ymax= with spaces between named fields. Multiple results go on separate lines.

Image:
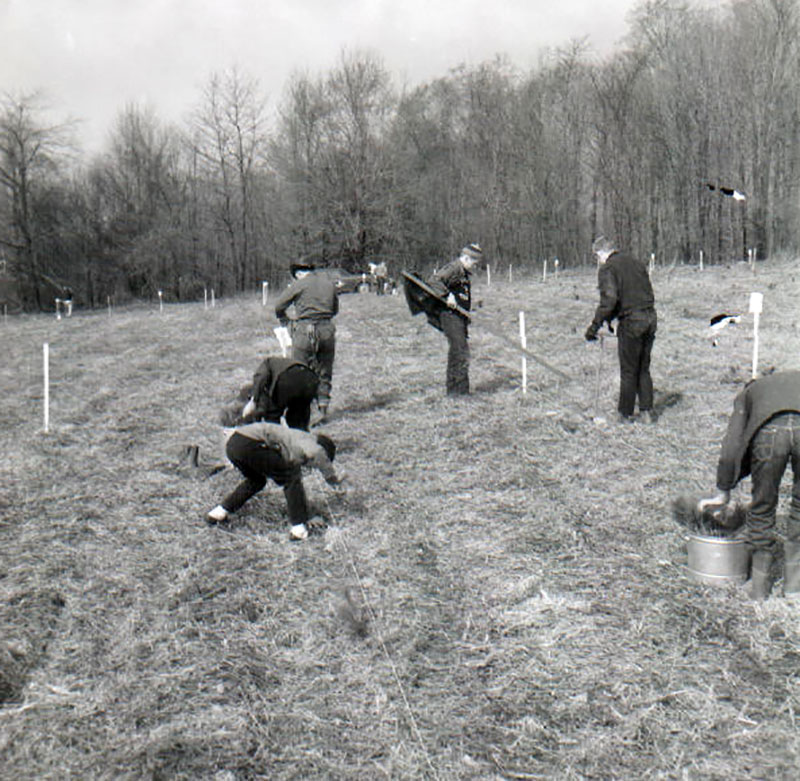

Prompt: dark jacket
xmin=275 ymin=271 xmax=339 ymax=322
xmin=428 ymin=259 xmax=472 ymax=314
xmin=251 ymin=357 xmax=310 ymax=417
xmin=716 ymin=371 xmax=800 ymax=490
xmin=591 ymin=251 xmax=655 ymax=330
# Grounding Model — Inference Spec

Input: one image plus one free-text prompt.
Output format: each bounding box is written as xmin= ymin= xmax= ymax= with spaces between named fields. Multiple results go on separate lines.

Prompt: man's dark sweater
xmin=717 ymin=371 xmax=800 ymax=490
xmin=590 ymin=251 xmax=655 ymax=330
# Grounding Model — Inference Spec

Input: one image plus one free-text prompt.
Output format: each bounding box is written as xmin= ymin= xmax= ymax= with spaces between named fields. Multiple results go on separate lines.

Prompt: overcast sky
xmin=1 ymin=0 xmax=642 ymax=154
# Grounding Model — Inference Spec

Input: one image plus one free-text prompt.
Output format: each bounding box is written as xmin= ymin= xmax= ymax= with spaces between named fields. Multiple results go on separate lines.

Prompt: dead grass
xmin=1 ymin=260 xmax=800 ymax=779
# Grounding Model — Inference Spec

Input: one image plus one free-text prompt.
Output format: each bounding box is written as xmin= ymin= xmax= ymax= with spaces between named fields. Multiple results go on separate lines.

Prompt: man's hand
xmin=585 ymin=324 xmax=599 ymax=342
xmin=327 ymin=471 xmax=348 ymax=494
xmin=446 ymin=293 xmax=457 ymax=309
xmin=698 ymin=491 xmax=731 ymax=511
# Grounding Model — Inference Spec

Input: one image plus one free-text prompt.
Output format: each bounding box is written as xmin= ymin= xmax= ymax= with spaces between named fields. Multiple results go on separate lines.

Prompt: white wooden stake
xmin=204 ymin=287 xmax=208 ymax=310
xmin=699 ymin=250 xmax=704 ymax=270
xmin=43 ymin=342 xmax=50 ymax=433
xmin=261 ymin=281 xmax=269 ymax=306
xmin=508 ymin=264 xmax=513 ymax=283
xmin=158 ymin=290 xmax=163 ymax=312
xmin=749 ymin=291 xmax=763 ymax=379
xmin=542 ymin=259 xmax=547 ymax=283
xmin=211 ymin=289 xmax=216 ymax=308
xmin=519 ymin=311 xmax=528 ymax=395
xmin=55 ymin=298 xmax=62 ymax=320
xmin=486 ymin=265 xmax=491 ymax=288
xmin=649 ymin=253 xmax=655 ymax=275
xmin=107 ymin=295 xmax=112 ymax=317
xmin=554 ymin=258 xmax=559 ymax=279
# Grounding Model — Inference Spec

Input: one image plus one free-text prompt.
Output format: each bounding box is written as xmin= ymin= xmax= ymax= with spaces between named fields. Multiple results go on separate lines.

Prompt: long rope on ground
xmin=314 ymin=473 xmax=440 ymax=781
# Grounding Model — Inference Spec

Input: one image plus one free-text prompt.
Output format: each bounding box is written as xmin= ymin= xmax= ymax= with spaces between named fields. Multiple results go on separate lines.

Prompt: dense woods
xmin=2 ymin=0 xmax=799 ymax=310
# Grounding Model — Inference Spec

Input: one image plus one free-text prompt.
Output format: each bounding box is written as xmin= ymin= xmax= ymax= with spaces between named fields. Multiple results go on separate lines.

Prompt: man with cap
xmin=427 ymin=243 xmax=484 ymax=395
xmin=699 ymin=370 xmax=800 ymax=599
xmin=585 ymin=236 xmax=657 ymax=423
xmin=274 ymin=258 xmax=339 ymax=422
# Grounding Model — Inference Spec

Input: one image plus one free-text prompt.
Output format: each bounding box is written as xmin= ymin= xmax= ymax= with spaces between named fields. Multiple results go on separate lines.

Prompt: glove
xmin=585 ymin=324 xmax=599 ymax=342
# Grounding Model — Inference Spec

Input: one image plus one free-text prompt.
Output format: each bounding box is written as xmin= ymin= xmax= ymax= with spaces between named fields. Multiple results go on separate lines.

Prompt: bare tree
xmin=0 ymin=91 xmax=75 ymax=308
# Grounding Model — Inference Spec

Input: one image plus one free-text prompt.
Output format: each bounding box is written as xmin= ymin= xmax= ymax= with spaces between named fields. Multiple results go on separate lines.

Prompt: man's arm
xmin=715 ymin=388 xmax=749 ymax=491
xmin=274 ymin=282 xmax=298 ymax=322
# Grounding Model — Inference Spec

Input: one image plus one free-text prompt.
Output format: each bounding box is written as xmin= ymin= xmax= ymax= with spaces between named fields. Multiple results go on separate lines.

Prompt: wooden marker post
xmin=649 ymin=253 xmax=655 ymax=275
xmin=204 ymin=287 xmax=208 ymax=310
xmin=55 ymin=298 xmax=62 ymax=320
xmin=554 ymin=258 xmax=559 ymax=279
xmin=107 ymin=295 xmax=112 ymax=317
xmin=749 ymin=291 xmax=763 ymax=379
xmin=699 ymin=250 xmax=704 ymax=271
xmin=486 ymin=265 xmax=491 ymax=288
xmin=211 ymin=289 xmax=216 ymax=308
xmin=542 ymin=259 xmax=547 ymax=283
xmin=261 ymin=281 xmax=269 ymax=306
xmin=43 ymin=342 xmax=50 ymax=433
xmin=519 ymin=311 xmax=527 ymax=395
xmin=158 ymin=290 xmax=163 ymax=312
xmin=508 ymin=264 xmax=513 ymax=284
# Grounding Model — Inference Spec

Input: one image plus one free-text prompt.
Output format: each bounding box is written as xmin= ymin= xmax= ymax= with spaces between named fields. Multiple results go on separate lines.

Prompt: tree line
xmin=1 ymin=0 xmax=799 ymax=311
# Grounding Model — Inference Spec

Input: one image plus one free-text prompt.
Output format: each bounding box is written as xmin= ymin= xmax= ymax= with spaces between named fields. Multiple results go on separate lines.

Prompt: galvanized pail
xmin=686 ymin=534 xmax=749 ymax=586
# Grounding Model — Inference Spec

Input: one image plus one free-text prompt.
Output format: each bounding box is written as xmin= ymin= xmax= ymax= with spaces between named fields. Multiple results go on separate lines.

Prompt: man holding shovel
xmin=699 ymin=370 xmax=800 ymax=599
xmin=585 ymin=236 xmax=657 ymax=423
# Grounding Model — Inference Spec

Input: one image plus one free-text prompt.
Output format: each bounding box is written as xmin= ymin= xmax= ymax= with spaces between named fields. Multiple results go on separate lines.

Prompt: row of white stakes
xmin=37 ymin=290 xmax=764 ymax=432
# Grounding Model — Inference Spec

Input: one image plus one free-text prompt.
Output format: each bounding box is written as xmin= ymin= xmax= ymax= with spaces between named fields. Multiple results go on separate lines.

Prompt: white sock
xmin=208 ymin=505 xmax=228 ymax=522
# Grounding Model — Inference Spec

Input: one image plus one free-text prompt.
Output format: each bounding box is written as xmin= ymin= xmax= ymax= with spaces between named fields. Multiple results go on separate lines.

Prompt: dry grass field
xmin=1 ymin=258 xmax=800 ymax=779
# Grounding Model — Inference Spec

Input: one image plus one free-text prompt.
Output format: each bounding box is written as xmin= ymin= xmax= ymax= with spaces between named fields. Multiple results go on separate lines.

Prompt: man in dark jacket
xmin=274 ymin=259 xmax=339 ymax=421
xmin=426 ymin=243 xmax=483 ymax=395
xmin=585 ymin=236 xmax=657 ymax=423
xmin=249 ymin=355 xmax=319 ymax=431
xmin=699 ymin=370 xmax=800 ymax=599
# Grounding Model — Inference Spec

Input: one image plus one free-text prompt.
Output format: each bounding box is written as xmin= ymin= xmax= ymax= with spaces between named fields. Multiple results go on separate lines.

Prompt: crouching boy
xmin=207 ymin=421 xmax=344 ymax=540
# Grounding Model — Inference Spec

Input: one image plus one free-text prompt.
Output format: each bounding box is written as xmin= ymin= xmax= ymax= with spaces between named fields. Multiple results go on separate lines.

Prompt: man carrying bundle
xmin=407 ymin=243 xmax=483 ymax=395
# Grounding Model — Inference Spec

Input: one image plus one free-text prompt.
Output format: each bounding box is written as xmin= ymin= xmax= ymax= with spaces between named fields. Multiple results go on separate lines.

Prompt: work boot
xmin=639 ymin=409 xmax=658 ymax=424
xmin=783 ymin=542 xmax=800 ymax=596
xmin=616 ymin=412 xmax=635 ymax=425
xmin=746 ymin=550 xmax=774 ymax=600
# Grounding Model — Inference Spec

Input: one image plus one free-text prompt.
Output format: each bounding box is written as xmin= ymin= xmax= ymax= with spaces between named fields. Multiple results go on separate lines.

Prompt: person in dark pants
xmin=274 ymin=260 xmax=339 ymax=422
xmin=207 ymin=421 xmax=345 ymax=540
xmin=427 ymin=243 xmax=483 ymax=395
xmin=699 ymin=370 xmax=800 ymax=599
xmin=585 ymin=236 xmax=657 ymax=423
xmin=248 ymin=356 xmax=319 ymax=431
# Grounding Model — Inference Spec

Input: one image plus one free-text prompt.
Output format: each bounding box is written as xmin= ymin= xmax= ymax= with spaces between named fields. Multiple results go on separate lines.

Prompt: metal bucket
xmin=686 ymin=534 xmax=750 ymax=586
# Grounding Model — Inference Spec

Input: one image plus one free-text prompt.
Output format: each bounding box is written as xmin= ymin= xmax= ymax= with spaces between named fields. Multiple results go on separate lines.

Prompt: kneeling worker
xmin=248 ymin=355 xmax=319 ymax=431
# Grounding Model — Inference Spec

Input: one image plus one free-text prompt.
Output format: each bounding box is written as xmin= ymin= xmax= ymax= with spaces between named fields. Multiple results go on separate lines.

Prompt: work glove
xmin=585 ymin=324 xmax=599 ymax=342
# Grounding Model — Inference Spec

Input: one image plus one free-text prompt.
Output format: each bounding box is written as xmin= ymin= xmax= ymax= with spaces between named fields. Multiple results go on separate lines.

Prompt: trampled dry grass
xmin=1 ymin=259 xmax=799 ymax=779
